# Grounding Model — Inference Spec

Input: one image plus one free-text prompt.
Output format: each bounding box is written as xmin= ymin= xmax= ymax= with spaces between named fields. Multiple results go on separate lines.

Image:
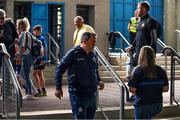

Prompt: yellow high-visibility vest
xmin=129 ymin=17 xmax=138 ymax=33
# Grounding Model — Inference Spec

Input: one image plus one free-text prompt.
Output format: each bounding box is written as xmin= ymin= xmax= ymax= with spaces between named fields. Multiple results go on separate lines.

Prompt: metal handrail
xmin=95 ymin=46 xmax=129 ymax=119
xmin=176 ymin=29 xmax=180 ymax=34
xmin=162 ymin=46 xmax=180 ymax=59
xmin=157 ymin=38 xmax=168 ymax=71
xmin=116 ymin=32 xmax=130 ymax=46
xmin=162 ymin=46 xmax=180 ymax=105
xmin=112 ymin=31 xmax=130 ymax=59
xmin=157 ymin=38 xmax=167 ymax=48
xmin=1 ymin=43 xmax=22 ymax=119
xmin=47 ymin=33 xmax=60 ymax=63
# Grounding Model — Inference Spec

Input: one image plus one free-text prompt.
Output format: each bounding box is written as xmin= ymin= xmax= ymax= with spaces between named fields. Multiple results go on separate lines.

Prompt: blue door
xmin=110 ymin=0 xmax=163 ymax=49
xmin=31 ymin=3 xmax=48 ymax=38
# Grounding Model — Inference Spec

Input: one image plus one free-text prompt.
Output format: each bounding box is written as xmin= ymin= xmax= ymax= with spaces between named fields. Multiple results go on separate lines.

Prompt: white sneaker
xmin=23 ymin=94 xmax=34 ymax=100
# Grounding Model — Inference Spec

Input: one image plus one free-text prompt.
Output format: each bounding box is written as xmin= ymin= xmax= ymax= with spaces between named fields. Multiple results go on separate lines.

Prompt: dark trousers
xmin=129 ymin=32 xmax=136 ymax=44
xmin=69 ymin=92 xmax=97 ymax=119
xmin=134 ymin=102 xmax=162 ymax=119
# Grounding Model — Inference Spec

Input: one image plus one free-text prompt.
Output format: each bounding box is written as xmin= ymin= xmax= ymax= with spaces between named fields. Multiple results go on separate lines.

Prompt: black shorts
xmin=33 ymin=58 xmax=45 ymax=70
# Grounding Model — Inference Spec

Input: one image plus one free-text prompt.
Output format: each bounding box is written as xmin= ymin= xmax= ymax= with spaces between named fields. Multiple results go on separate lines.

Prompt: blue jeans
xmin=20 ymin=53 xmax=34 ymax=94
xmin=69 ymin=92 xmax=97 ymax=119
xmin=134 ymin=103 xmax=162 ymax=119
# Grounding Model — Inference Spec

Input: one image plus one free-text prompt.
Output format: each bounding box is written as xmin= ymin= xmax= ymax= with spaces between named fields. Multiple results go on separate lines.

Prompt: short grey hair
xmin=81 ymin=32 xmax=96 ymax=42
xmin=0 ymin=9 xmax=6 ymax=17
xmin=74 ymin=16 xmax=84 ymax=23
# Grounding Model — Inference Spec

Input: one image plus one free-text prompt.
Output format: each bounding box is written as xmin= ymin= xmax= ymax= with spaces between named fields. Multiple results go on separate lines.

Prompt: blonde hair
xmin=16 ymin=17 xmax=30 ymax=31
xmin=138 ymin=46 xmax=156 ymax=79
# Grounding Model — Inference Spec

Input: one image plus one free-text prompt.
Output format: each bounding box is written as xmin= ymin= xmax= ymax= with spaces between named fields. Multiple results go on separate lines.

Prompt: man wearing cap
xmin=127 ymin=1 xmax=161 ymax=65
xmin=55 ymin=32 xmax=104 ymax=119
xmin=73 ymin=16 xmax=95 ymax=46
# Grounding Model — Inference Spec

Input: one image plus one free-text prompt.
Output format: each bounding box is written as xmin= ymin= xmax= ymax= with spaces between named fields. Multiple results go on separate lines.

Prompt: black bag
xmin=108 ymin=31 xmax=120 ymax=49
xmin=25 ymin=32 xmax=43 ymax=57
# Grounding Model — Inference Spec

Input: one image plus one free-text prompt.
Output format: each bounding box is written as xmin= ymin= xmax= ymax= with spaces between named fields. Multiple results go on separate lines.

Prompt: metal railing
xmin=47 ymin=33 xmax=60 ymax=64
xmin=0 ymin=43 xmax=22 ymax=119
xmin=157 ymin=38 xmax=167 ymax=48
xmin=162 ymin=46 xmax=180 ymax=105
xmin=176 ymin=30 xmax=180 ymax=54
xmin=95 ymin=46 xmax=129 ymax=119
xmin=108 ymin=31 xmax=130 ymax=56
xmin=157 ymin=38 xmax=170 ymax=71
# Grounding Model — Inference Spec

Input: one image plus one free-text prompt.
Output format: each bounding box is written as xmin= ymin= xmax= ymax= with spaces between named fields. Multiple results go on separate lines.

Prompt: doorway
xmin=48 ymin=4 xmax=64 ymax=59
xmin=76 ymin=5 xmax=95 ymax=27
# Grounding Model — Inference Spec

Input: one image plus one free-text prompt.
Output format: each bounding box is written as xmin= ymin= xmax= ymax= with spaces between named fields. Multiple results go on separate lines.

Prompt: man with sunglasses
xmin=55 ymin=32 xmax=104 ymax=119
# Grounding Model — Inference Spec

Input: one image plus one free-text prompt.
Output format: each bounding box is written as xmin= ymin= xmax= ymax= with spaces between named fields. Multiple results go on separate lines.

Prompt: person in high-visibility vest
xmin=128 ymin=10 xmax=139 ymax=44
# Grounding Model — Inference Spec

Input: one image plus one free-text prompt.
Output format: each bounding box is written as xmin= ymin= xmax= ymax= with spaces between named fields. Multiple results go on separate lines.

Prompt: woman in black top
xmin=128 ymin=46 xmax=169 ymax=119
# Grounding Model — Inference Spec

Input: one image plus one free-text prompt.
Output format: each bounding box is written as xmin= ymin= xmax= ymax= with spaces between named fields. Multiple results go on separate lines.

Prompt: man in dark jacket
xmin=55 ymin=32 xmax=104 ymax=119
xmin=128 ymin=1 xmax=161 ymax=65
xmin=0 ymin=9 xmax=18 ymax=59
xmin=0 ymin=9 xmax=18 ymax=100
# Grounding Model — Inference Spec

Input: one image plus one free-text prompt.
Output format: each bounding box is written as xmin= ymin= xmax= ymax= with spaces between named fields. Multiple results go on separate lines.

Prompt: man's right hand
xmin=55 ymin=89 xmax=63 ymax=99
xmin=126 ymin=45 xmax=134 ymax=52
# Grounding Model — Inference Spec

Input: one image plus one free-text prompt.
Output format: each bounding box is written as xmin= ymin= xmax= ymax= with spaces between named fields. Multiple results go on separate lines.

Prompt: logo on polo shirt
xmin=77 ymin=58 xmax=85 ymax=61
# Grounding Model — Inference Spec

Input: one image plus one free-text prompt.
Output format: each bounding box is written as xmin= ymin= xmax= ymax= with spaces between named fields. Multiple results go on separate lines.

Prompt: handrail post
xmin=0 ymin=43 xmax=23 ymax=119
xmin=2 ymin=57 xmax=5 ymax=116
xmin=119 ymin=85 xmax=124 ymax=119
xmin=170 ymin=50 xmax=174 ymax=105
xmin=162 ymin=46 xmax=180 ymax=105
xmin=48 ymin=33 xmax=51 ymax=63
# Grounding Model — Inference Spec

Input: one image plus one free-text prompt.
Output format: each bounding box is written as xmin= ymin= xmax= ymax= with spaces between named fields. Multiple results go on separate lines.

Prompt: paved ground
xmin=20 ymin=81 xmax=174 ymax=112
xmin=0 ymin=81 xmax=179 ymax=113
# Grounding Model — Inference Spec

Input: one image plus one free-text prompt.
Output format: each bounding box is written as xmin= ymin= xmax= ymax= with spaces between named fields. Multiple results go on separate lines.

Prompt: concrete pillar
xmin=94 ymin=0 xmax=109 ymax=57
xmin=5 ymin=0 xmax=14 ymax=19
xmin=63 ymin=0 xmax=76 ymax=53
xmin=164 ymin=0 xmax=176 ymax=49
xmin=176 ymin=0 xmax=180 ymax=53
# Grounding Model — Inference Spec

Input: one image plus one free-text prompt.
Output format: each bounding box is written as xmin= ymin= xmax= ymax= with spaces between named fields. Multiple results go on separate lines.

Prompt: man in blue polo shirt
xmin=55 ymin=32 xmax=104 ymax=119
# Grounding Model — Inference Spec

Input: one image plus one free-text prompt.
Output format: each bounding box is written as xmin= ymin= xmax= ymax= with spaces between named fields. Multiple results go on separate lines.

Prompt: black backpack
xmin=25 ymin=32 xmax=43 ymax=57
xmin=146 ymin=16 xmax=162 ymax=38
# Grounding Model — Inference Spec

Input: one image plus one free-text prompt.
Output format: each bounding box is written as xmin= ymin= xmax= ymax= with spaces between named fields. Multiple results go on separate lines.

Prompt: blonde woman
xmin=17 ymin=18 xmax=35 ymax=100
xmin=128 ymin=46 xmax=169 ymax=119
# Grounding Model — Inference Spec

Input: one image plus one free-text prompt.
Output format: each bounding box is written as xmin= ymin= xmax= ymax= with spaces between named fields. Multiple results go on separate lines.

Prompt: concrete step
xmin=110 ymin=59 xmax=172 ymax=66
xmin=45 ymin=76 xmax=122 ymax=85
xmin=20 ymin=104 xmax=180 ymax=119
xmin=99 ymin=70 xmax=180 ymax=77
xmin=109 ymin=55 xmax=171 ymax=61
xmin=44 ymin=74 xmax=180 ymax=85
xmin=99 ymin=65 xmax=180 ymax=71
xmin=118 ymin=65 xmax=180 ymax=71
xmin=98 ymin=65 xmax=121 ymax=71
xmin=109 ymin=55 xmax=172 ymax=66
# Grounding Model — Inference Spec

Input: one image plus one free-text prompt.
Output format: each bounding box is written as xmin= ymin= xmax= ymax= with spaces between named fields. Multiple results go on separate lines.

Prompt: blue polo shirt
xmin=128 ymin=65 xmax=169 ymax=106
xmin=55 ymin=46 xmax=100 ymax=96
xmin=36 ymin=35 xmax=47 ymax=60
